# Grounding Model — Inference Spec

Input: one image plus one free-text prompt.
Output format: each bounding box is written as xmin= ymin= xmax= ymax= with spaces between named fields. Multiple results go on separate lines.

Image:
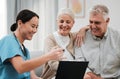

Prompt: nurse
xmin=0 ymin=9 xmax=64 ymax=79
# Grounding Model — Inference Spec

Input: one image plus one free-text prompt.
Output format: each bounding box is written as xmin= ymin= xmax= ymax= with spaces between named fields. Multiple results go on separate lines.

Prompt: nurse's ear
xmin=17 ymin=20 xmax=23 ymax=26
xmin=17 ymin=20 xmax=24 ymax=29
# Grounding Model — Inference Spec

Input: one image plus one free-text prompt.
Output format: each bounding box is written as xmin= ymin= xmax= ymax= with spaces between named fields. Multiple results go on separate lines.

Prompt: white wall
xmin=1 ymin=0 xmax=120 ymax=51
xmin=58 ymin=0 xmax=120 ymax=32
xmin=0 ymin=0 xmax=7 ymax=39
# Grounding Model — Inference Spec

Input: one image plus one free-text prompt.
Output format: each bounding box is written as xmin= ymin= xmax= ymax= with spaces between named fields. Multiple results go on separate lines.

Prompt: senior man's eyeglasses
xmin=89 ymin=20 xmax=101 ymax=25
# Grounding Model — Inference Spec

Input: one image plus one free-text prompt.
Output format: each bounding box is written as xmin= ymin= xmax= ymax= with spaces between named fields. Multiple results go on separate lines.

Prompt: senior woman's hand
xmin=75 ymin=25 xmax=90 ymax=47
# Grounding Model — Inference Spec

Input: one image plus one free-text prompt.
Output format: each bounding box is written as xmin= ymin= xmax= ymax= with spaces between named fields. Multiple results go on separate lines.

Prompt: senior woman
xmin=40 ymin=8 xmax=88 ymax=79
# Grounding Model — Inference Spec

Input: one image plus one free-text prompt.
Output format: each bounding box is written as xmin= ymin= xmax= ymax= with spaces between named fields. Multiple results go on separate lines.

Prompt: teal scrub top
xmin=0 ymin=34 xmax=30 ymax=79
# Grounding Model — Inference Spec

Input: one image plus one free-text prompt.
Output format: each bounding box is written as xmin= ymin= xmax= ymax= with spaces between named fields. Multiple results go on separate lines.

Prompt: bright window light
xmin=0 ymin=0 xmax=7 ymax=39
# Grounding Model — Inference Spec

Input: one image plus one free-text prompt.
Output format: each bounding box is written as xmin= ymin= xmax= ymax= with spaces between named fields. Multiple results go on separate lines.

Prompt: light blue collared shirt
xmin=0 ymin=34 xmax=30 ymax=79
xmin=75 ymin=27 xmax=120 ymax=79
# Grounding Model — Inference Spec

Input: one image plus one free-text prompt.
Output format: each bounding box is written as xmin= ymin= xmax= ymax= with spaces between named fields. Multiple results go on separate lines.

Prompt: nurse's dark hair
xmin=10 ymin=9 xmax=39 ymax=32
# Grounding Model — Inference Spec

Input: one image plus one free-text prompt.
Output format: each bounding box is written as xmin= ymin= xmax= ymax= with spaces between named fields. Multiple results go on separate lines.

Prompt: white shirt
xmin=53 ymin=32 xmax=74 ymax=60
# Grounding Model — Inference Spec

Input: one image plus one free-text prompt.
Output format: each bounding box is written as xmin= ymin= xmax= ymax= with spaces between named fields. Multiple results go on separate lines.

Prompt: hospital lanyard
xmin=13 ymin=33 xmax=27 ymax=57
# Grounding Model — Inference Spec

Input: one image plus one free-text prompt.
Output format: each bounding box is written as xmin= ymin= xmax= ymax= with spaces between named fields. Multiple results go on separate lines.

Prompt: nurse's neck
xmin=14 ymin=31 xmax=24 ymax=44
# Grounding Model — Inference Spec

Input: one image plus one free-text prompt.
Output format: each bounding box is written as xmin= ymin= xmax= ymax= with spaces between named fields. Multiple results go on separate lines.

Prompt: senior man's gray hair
xmin=89 ymin=4 xmax=109 ymax=20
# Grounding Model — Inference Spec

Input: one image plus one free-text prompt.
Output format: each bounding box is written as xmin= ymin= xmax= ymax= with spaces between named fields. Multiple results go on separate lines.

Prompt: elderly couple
xmin=41 ymin=4 xmax=120 ymax=79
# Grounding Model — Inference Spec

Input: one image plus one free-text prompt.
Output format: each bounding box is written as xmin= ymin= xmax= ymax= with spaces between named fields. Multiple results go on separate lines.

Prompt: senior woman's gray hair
xmin=89 ymin=4 xmax=109 ymax=20
xmin=57 ymin=8 xmax=75 ymax=20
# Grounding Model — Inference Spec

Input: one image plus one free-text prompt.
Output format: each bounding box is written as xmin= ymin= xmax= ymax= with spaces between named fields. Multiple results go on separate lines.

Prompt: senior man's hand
xmin=84 ymin=72 xmax=103 ymax=79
